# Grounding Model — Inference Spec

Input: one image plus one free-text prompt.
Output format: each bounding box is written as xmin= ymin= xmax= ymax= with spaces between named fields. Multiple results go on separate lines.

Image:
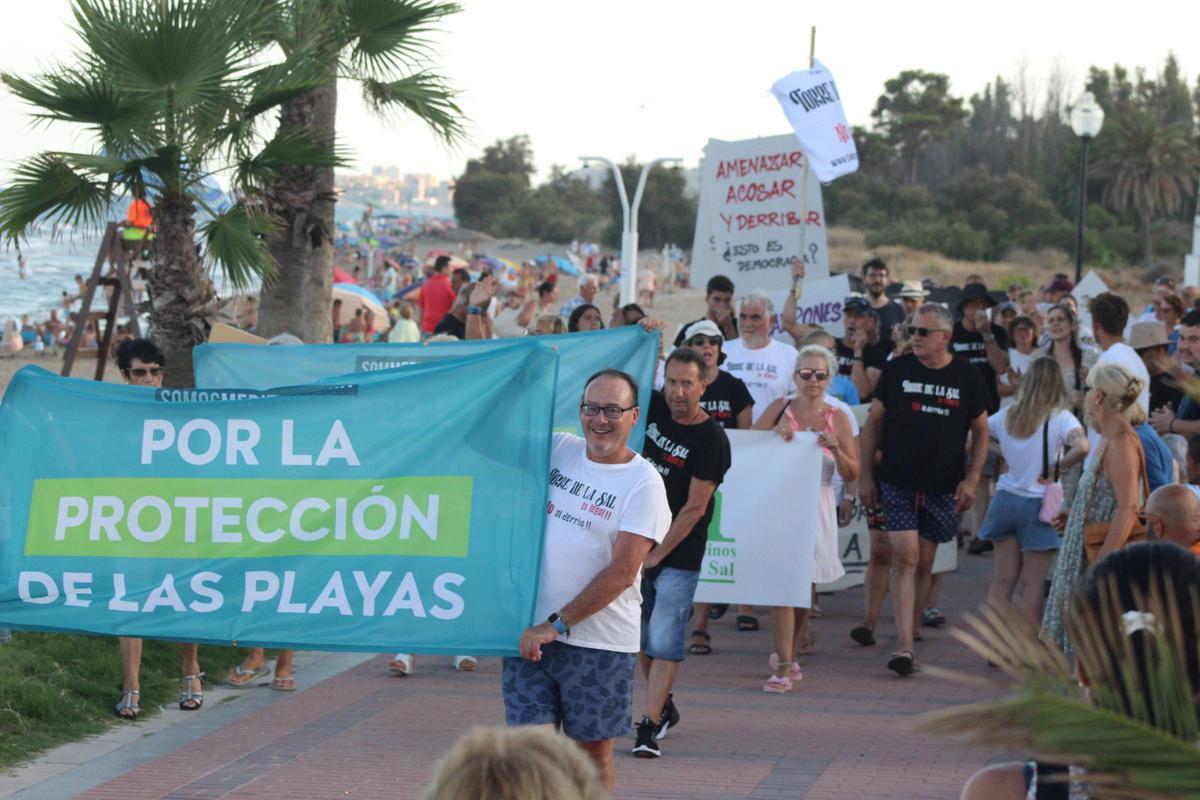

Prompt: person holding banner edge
xmin=858 ymin=304 xmax=989 ymax=676
xmin=503 ymin=369 xmax=670 ymax=791
xmin=113 ymin=339 xmax=205 ymax=718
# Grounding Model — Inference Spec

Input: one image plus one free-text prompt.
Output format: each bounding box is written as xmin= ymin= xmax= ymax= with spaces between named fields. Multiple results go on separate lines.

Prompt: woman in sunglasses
xmin=1043 ymin=362 xmax=1148 ymax=652
xmin=752 ymin=346 xmax=859 ymax=693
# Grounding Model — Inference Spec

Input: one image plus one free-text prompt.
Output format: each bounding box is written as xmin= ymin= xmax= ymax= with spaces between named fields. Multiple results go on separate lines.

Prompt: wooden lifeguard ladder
xmin=60 ymin=221 xmax=143 ymax=380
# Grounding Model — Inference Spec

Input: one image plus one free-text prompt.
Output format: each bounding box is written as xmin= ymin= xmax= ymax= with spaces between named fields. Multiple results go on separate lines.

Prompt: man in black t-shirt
xmin=673 ymin=275 xmax=738 ymax=347
xmin=837 ymin=297 xmax=887 ymax=401
xmin=859 ymin=304 xmax=989 ymax=677
xmin=679 ymin=320 xmax=754 ymax=429
xmin=862 ymin=257 xmax=904 ymax=351
xmin=633 ymin=348 xmax=731 ymax=758
xmin=950 ymin=283 xmax=1009 ymax=415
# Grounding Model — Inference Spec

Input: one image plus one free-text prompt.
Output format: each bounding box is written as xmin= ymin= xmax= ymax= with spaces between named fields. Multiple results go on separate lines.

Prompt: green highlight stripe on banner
xmin=25 ymin=476 xmax=472 ymax=559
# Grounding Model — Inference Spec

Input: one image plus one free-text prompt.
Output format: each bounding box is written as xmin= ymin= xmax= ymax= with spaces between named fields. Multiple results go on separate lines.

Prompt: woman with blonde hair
xmin=423 ymin=726 xmax=607 ymax=800
xmin=753 ymin=344 xmax=859 ymax=692
xmin=976 ymin=357 xmax=1087 ymax=621
xmin=1043 ymin=362 xmax=1148 ymax=651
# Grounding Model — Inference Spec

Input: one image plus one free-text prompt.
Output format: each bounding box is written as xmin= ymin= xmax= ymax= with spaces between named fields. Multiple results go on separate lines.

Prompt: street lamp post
xmin=1070 ymin=91 xmax=1105 ymax=285
xmin=581 ymin=156 xmax=682 ymax=306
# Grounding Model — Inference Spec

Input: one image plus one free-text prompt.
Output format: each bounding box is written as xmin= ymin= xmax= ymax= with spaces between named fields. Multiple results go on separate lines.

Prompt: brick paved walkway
xmin=18 ymin=555 xmax=1004 ymax=799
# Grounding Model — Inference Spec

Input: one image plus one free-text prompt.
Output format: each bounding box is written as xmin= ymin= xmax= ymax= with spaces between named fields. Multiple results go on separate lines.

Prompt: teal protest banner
xmin=0 ymin=343 xmax=558 ymax=654
xmin=193 ymin=326 xmax=659 ymax=443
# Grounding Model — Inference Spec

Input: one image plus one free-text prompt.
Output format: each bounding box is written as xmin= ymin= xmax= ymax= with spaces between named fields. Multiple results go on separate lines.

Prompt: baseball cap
xmin=843 ymin=296 xmax=871 ymax=313
xmin=682 ymin=319 xmax=723 ymax=342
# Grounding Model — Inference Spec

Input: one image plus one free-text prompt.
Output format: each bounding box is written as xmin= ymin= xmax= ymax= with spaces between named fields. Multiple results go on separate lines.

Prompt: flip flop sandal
xmin=850 ymin=626 xmax=876 ymax=647
xmin=736 ymin=615 xmax=759 ymax=632
xmin=226 ymin=664 xmax=270 ymax=688
xmin=708 ymin=603 xmax=730 ymax=621
xmin=179 ymin=672 xmax=205 ymax=710
xmin=388 ymin=654 xmax=413 ymax=676
xmin=115 ymin=689 xmax=140 ymax=720
xmin=887 ymin=651 xmax=916 ymax=677
xmin=687 ymin=630 xmax=712 ymax=655
xmin=271 ymin=676 xmax=297 ymax=691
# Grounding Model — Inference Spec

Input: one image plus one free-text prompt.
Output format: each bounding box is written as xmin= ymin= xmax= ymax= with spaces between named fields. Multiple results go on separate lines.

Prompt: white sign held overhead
xmin=690 ymin=134 xmax=831 ymax=298
xmin=771 ymin=60 xmax=859 ymax=183
xmin=766 ymin=274 xmax=850 ymax=340
xmin=1071 ymin=269 xmax=1110 ymax=334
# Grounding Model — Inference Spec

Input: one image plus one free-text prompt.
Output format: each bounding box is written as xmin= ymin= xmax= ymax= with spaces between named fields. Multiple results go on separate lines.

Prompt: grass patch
xmin=0 ymin=632 xmax=247 ymax=771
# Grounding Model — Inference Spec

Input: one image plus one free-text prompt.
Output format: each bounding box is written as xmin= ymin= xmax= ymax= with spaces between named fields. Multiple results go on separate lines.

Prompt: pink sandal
xmin=763 ymin=675 xmax=793 ymax=693
xmin=768 ymin=653 xmax=803 ymax=682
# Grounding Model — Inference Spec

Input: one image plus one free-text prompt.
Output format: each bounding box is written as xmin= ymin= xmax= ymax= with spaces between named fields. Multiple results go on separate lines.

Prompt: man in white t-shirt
xmin=503 ymin=369 xmax=670 ymax=791
xmin=721 ymin=291 xmax=798 ymax=423
xmin=1088 ymin=292 xmax=1150 ymax=451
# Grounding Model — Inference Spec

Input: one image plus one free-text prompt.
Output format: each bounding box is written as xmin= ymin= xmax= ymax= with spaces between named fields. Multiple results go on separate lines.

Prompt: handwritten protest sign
xmin=765 ymin=273 xmax=849 ymax=340
xmin=771 ymin=60 xmax=859 ymax=182
xmin=693 ymin=431 xmax=820 ymax=607
xmin=194 ymin=326 xmax=658 ymax=445
xmin=1071 ymin=269 xmax=1110 ymax=336
xmin=690 ymin=134 xmax=830 ymax=297
xmin=0 ymin=344 xmax=558 ymax=654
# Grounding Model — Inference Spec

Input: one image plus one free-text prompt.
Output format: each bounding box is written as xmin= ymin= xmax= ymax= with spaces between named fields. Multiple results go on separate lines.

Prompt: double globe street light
xmin=1070 ymin=91 xmax=1105 ymax=284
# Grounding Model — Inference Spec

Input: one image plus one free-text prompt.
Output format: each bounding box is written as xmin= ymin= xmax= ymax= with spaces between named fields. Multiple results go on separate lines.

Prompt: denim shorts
xmin=640 ymin=566 xmax=701 ymax=662
xmin=502 ymin=641 xmax=636 ymax=742
xmin=879 ymin=480 xmax=959 ymax=544
xmin=977 ymin=489 xmax=1061 ymax=552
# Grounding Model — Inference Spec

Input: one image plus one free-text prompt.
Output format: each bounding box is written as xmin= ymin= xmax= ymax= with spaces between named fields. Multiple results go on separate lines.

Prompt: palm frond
xmin=1 ymin=69 xmax=159 ymax=144
xmin=0 ymin=155 xmax=112 ymax=242
xmin=240 ymin=53 xmax=332 ymax=122
xmin=339 ymin=0 xmax=460 ymax=77
xmin=919 ymin=593 xmax=1200 ymax=800
xmin=233 ymin=133 xmax=349 ymax=193
xmin=71 ymin=0 xmax=276 ymax=113
xmin=361 ymin=72 xmax=464 ymax=144
xmin=198 ymin=201 xmax=277 ymax=290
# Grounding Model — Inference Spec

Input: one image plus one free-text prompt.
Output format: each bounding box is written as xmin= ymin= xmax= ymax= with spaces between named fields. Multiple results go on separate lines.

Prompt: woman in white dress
xmin=753 ymin=345 xmax=858 ymax=693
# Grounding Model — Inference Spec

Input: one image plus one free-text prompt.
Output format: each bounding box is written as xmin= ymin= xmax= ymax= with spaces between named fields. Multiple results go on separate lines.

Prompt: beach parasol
xmin=333 ymin=283 xmax=387 ymax=322
xmin=333 ymin=266 xmax=357 ymax=284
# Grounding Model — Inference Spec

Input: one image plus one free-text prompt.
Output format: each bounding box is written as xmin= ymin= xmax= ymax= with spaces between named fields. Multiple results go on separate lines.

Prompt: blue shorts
xmin=977 ymin=489 xmax=1061 ymax=551
xmin=880 ymin=480 xmax=959 ymax=544
xmin=639 ymin=567 xmax=701 ymax=662
xmin=502 ymin=642 xmax=636 ymax=742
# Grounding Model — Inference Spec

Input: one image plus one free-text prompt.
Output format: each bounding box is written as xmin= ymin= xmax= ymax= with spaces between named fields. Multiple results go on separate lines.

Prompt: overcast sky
xmin=1 ymin=0 xmax=1197 ymax=182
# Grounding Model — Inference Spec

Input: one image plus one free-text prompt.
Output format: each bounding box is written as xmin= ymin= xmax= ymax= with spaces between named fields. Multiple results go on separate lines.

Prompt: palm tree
xmin=254 ymin=0 xmax=464 ymax=344
xmin=0 ymin=0 xmax=342 ymax=386
xmin=1093 ymin=110 xmax=1200 ymax=267
xmin=921 ymin=596 xmax=1200 ymax=799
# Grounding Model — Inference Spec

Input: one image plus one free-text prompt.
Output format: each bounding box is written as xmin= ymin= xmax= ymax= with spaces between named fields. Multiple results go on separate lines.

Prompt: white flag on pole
xmin=770 ymin=60 xmax=858 ymax=182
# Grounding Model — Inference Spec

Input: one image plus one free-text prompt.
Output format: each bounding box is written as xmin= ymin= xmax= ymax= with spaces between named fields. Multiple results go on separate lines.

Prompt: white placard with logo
xmin=690 ymin=134 xmax=830 ymax=298
xmin=770 ymin=60 xmax=859 ymax=183
xmin=694 ymin=430 xmax=821 ymax=607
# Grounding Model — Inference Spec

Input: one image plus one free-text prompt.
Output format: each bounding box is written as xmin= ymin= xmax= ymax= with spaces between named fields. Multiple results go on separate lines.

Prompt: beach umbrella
xmin=534 ymin=254 xmax=579 ymax=277
xmin=333 ymin=283 xmax=387 ymax=322
xmin=422 ymin=253 xmax=469 ymax=269
xmin=333 ymin=266 xmax=357 ymax=284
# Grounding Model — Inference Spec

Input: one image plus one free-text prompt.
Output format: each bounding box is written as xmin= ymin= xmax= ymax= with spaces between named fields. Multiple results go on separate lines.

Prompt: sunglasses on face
xmin=580 ymin=403 xmax=634 ymax=420
xmin=795 ymin=369 xmax=830 ymax=381
xmin=904 ymin=325 xmax=946 ymax=337
xmin=123 ymin=367 xmax=163 ymax=378
xmin=687 ymin=335 xmax=723 ymax=347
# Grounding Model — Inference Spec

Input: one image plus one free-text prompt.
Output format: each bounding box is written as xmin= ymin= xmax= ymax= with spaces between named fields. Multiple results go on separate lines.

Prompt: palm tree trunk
xmin=148 ymin=193 xmax=217 ymax=388
xmin=257 ymin=66 xmax=339 ymax=344
xmin=1139 ymin=205 xmax=1155 ymax=267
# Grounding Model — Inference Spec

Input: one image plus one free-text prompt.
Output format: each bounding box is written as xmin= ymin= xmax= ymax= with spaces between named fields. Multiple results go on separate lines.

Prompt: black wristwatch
xmin=547 ymin=612 xmax=570 ymax=636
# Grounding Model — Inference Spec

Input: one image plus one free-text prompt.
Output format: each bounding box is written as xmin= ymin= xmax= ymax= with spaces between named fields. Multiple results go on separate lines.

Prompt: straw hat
xmin=896 ymin=280 xmax=928 ymax=299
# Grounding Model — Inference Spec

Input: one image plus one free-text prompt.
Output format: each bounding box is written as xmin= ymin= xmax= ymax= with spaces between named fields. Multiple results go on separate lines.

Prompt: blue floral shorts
xmin=502 ymin=641 xmax=636 ymax=741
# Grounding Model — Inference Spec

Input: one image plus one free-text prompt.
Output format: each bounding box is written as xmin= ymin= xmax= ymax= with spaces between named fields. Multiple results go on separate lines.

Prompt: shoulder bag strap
xmin=1042 ymin=417 xmax=1050 ymax=481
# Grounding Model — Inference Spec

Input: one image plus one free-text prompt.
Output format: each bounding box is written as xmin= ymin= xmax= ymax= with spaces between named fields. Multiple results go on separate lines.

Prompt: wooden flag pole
xmin=795 ymin=26 xmax=817 ymax=293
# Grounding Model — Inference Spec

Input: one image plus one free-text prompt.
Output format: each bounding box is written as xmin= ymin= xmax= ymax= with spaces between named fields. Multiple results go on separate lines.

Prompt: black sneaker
xmin=631 ymin=715 xmax=661 ymax=757
xmin=656 ymin=694 xmax=680 ymax=740
xmin=967 ymin=538 xmax=993 ymax=555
